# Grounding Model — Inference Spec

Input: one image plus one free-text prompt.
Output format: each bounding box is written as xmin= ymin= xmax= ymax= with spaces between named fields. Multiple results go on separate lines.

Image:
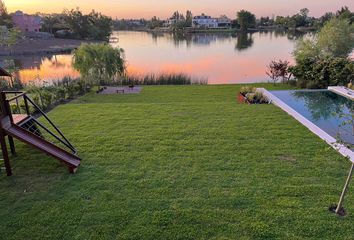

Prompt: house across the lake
xmin=192 ymin=14 xmax=231 ymax=28
xmin=12 ymin=10 xmax=42 ymax=32
xmin=193 ymin=14 xmax=218 ymax=28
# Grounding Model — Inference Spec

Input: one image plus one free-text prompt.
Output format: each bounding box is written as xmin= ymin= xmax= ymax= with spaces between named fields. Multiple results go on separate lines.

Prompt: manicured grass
xmin=0 ymin=84 xmax=353 ymax=239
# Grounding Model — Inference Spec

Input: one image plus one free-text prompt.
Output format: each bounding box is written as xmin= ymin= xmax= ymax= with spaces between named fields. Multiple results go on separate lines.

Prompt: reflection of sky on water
xmin=0 ymin=55 xmax=80 ymax=84
xmin=3 ymin=30 xmax=305 ymax=84
xmin=271 ymin=90 xmax=354 ymax=146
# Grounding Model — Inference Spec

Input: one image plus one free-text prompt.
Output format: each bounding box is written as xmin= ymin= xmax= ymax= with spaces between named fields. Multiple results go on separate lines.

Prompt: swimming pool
xmin=259 ymin=88 xmax=354 ymax=163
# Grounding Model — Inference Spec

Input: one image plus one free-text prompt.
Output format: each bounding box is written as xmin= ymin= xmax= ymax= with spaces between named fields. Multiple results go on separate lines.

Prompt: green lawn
xmin=0 ymin=84 xmax=353 ymax=239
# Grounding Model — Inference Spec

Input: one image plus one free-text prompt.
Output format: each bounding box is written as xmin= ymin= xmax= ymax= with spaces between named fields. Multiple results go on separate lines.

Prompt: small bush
xmin=239 ymin=86 xmax=269 ymax=104
xmin=240 ymin=86 xmax=256 ymax=95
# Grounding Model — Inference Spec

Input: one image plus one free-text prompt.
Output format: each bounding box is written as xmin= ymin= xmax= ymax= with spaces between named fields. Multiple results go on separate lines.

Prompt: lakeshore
xmin=0 ymin=38 xmax=99 ymax=56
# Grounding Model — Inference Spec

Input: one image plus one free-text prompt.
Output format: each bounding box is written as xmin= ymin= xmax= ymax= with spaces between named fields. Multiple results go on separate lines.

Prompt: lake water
xmin=4 ymin=31 xmax=306 ymax=85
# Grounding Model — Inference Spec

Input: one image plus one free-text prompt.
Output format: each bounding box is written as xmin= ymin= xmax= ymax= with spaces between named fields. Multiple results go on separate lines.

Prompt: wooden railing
xmin=1 ymin=91 xmax=77 ymax=154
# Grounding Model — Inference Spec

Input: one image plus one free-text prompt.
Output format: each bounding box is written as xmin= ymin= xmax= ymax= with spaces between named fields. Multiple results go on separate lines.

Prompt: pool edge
xmin=257 ymin=88 xmax=354 ymax=164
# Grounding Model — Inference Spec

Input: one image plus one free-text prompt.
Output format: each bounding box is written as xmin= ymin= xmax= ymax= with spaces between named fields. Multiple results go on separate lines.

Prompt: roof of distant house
xmin=193 ymin=15 xmax=212 ymax=19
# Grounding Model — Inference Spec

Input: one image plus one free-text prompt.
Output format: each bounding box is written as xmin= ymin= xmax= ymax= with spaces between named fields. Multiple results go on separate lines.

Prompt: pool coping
xmin=257 ymin=88 xmax=354 ymax=164
xmin=328 ymin=86 xmax=354 ymax=101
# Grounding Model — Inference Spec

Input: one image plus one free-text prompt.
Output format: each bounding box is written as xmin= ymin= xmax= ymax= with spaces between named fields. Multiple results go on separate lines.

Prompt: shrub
xmin=246 ymin=92 xmax=269 ymax=104
xmin=266 ymin=60 xmax=292 ymax=84
xmin=290 ymin=57 xmax=354 ymax=88
xmin=25 ymin=77 xmax=89 ymax=111
xmin=239 ymin=86 xmax=269 ymax=104
xmin=239 ymin=86 xmax=256 ymax=95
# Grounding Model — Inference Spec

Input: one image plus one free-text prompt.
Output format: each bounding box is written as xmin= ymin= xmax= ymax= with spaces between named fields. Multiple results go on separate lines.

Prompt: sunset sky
xmin=5 ymin=0 xmax=354 ymax=19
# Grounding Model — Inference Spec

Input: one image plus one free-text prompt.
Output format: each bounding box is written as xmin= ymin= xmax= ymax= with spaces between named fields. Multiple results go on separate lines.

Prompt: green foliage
xmin=274 ymin=8 xmax=312 ymax=29
xmin=317 ymin=18 xmax=354 ymax=57
xmin=290 ymin=57 xmax=354 ymax=88
xmin=0 ymin=0 xmax=12 ymax=28
xmin=0 ymin=28 xmax=23 ymax=47
xmin=73 ymin=43 xmax=125 ymax=86
xmin=123 ymin=73 xmax=207 ymax=85
xmin=239 ymin=85 xmax=256 ymax=95
xmin=185 ymin=10 xmax=193 ymax=27
xmin=337 ymin=6 xmax=354 ymax=23
xmin=237 ymin=10 xmax=256 ymax=31
xmin=147 ymin=16 xmax=163 ymax=29
xmin=41 ymin=15 xmax=61 ymax=34
xmin=63 ymin=9 xmax=112 ymax=41
xmin=25 ymin=77 xmax=87 ymax=109
xmin=6 ymin=28 xmax=22 ymax=47
xmin=292 ymin=17 xmax=354 ymax=89
xmin=239 ymin=86 xmax=269 ymax=104
xmin=169 ymin=10 xmax=194 ymax=30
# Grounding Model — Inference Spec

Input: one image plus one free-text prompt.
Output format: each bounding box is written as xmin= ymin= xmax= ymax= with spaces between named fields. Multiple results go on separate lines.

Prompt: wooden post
xmin=8 ymin=136 xmax=15 ymax=155
xmin=0 ymin=134 xmax=11 ymax=176
xmin=336 ymin=163 xmax=354 ymax=214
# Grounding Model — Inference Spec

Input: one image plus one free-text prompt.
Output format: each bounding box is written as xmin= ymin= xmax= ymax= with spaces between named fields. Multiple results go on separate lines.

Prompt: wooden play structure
xmin=0 ymin=67 xmax=81 ymax=176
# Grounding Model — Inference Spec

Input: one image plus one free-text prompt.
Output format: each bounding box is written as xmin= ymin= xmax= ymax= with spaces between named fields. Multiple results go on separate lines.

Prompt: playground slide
xmin=5 ymin=125 xmax=81 ymax=173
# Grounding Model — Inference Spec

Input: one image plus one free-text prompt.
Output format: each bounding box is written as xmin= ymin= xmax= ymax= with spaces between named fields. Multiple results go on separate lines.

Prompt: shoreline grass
xmin=123 ymin=73 xmax=208 ymax=85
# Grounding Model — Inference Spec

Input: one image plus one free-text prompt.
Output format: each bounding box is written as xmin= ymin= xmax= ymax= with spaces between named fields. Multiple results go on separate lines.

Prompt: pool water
xmin=270 ymin=90 xmax=354 ymax=146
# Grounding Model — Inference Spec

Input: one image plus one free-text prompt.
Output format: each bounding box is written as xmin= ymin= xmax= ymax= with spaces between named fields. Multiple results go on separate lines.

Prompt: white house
xmin=192 ymin=14 xmax=218 ymax=28
xmin=217 ymin=16 xmax=232 ymax=28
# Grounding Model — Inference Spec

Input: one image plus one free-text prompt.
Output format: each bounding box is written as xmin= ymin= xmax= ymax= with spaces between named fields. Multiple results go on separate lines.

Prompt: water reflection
xmin=235 ymin=32 xmax=254 ymax=51
xmin=4 ymin=30 xmax=308 ymax=84
xmin=0 ymin=55 xmax=79 ymax=84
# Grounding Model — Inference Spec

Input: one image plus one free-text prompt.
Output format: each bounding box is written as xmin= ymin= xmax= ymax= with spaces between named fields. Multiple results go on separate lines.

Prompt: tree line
xmin=40 ymin=9 xmax=113 ymax=41
xmin=114 ymin=6 xmax=353 ymax=32
xmin=0 ymin=0 xmax=113 ymax=42
xmin=266 ymin=12 xmax=354 ymax=89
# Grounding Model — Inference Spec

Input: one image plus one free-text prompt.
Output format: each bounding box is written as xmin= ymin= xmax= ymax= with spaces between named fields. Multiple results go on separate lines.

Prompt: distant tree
xmin=87 ymin=11 xmax=113 ymax=41
xmin=73 ymin=44 xmax=125 ymax=86
xmin=171 ymin=11 xmax=183 ymax=20
xmin=185 ymin=10 xmax=193 ymax=27
xmin=6 ymin=28 xmax=22 ymax=47
xmin=237 ymin=10 xmax=256 ymax=31
xmin=147 ymin=16 xmax=163 ymax=29
xmin=42 ymin=15 xmax=60 ymax=34
xmin=63 ymin=8 xmax=112 ymax=41
xmin=0 ymin=28 xmax=22 ymax=49
xmin=315 ymin=12 xmax=335 ymax=28
xmin=258 ymin=16 xmax=274 ymax=27
xmin=337 ymin=6 xmax=354 ymax=23
xmin=300 ymin=8 xmax=309 ymax=18
xmin=0 ymin=0 xmax=13 ymax=28
xmin=294 ymin=18 xmax=354 ymax=63
xmin=291 ymin=18 xmax=354 ymax=88
xmin=317 ymin=18 xmax=354 ymax=57
xmin=63 ymin=9 xmax=91 ymax=38
xmin=275 ymin=8 xmax=311 ymax=29
xmin=231 ymin=19 xmax=240 ymax=29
